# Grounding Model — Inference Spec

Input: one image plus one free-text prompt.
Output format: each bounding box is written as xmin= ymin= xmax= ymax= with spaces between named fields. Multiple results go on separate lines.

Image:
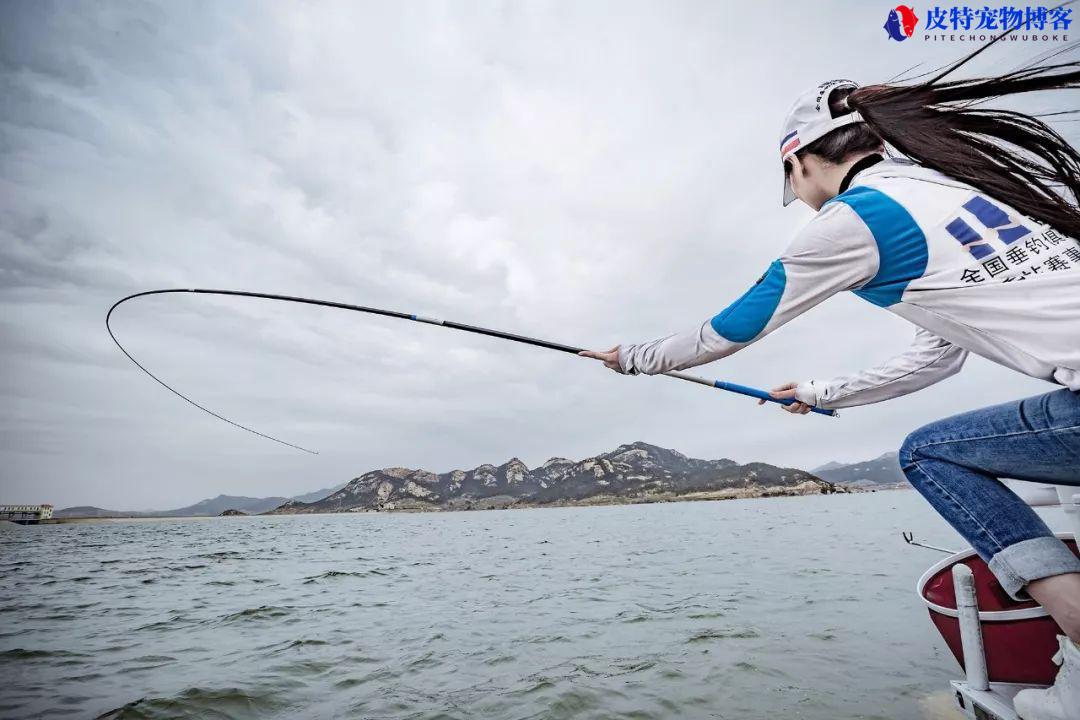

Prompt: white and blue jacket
xmin=617 ymin=157 xmax=1080 ymax=408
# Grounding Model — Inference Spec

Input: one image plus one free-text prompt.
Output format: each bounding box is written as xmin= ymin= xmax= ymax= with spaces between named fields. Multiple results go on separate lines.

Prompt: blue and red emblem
xmin=884 ymin=5 xmax=919 ymax=41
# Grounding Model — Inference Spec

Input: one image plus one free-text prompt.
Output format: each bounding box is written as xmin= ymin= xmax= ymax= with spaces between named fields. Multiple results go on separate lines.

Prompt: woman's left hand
xmin=760 ymin=381 xmax=813 ymax=415
xmin=578 ymin=345 xmax=622 ymax=372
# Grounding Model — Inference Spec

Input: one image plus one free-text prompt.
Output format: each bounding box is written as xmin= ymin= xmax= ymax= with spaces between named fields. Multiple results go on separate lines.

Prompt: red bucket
xmin=917 ymin=533 xmax=1077 ymax=685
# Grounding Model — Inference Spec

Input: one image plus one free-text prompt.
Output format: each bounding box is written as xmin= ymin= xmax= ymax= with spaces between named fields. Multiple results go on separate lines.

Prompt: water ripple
xmin=0 ymin=492 xmax=1017 ymax=718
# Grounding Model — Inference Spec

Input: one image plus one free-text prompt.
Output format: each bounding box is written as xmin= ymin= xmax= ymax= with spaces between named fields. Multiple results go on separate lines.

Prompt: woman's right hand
xmin=578 ymin=345 xmax=622 ymax=373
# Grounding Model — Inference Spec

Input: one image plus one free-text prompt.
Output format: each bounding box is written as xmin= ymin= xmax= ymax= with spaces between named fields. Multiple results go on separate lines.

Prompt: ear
xmin=795 ymin=152 xmax=827 ymax=176
xmin=788 ymin=153 xmax=805 ymax=176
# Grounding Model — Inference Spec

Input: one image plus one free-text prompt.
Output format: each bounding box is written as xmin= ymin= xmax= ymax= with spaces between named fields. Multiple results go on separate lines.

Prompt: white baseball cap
xmin=780 ymin=79 xmax=865 ymax=206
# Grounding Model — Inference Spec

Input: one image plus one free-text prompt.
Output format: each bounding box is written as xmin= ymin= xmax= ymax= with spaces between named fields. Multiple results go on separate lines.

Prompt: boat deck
xmin=950 ymin=681 xmax=1043 ymax=720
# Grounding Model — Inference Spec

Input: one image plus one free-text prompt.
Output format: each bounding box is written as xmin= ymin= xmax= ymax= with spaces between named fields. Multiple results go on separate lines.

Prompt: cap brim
xmin=782 ymin=174 xmax=796 ymax=207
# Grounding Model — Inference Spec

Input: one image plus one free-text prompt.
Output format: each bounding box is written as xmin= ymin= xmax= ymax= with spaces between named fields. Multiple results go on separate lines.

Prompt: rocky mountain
xmin=270 ymin=441 xmax=841 ymax=514
xmin=812 ymin=452 xmax=907 ymax=488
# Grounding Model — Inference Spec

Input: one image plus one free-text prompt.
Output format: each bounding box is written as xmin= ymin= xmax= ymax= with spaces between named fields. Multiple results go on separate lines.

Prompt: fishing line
xmin=106 ymin=288 xmax=837 ymax=455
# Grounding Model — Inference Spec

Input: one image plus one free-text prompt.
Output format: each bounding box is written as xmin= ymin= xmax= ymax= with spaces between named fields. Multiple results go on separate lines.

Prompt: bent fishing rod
xmin=106 ymin=288 xmax=837 ymax=454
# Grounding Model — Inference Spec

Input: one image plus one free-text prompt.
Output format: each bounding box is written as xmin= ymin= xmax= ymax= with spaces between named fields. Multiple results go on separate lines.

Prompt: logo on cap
xmin=780 ymin=130 xmax=800 ymax=158
xmin=884 ymin=5 xmax=919 ymax=40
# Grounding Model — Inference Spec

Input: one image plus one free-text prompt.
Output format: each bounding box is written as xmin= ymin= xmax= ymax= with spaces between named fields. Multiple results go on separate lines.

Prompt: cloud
xmin=0 ymin=1 xmax=1072 ymax=508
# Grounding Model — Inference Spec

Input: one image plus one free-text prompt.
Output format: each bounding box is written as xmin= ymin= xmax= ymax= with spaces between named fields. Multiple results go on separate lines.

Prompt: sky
xmin=2 ymin=1 xmax=1077 ymax=509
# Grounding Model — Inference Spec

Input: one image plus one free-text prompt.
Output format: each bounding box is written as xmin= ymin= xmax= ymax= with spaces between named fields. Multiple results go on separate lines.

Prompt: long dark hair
xmin=798 ymin=43 xmax=1080 ymax=239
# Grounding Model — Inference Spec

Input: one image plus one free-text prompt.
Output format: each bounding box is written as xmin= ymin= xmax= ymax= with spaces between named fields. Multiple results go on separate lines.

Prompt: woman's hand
xmin=578 ymin=345 xmax=622 ymax=372
xmin=759 ymin=381 xmax=813 ymax=415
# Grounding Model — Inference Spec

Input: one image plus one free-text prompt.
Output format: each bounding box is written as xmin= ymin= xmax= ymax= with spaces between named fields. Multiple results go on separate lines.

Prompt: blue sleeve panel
xmin=710 ymin=259 xmax=787 ymax=343
xmin=824 ymin=185 xmax=928 ymax=308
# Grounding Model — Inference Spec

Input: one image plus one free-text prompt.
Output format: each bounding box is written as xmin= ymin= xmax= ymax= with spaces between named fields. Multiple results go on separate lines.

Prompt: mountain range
xmin=812 ymin=452 xmax=907 ymax=488
xmin=54 ymin=483 xmax=349 ymax=519
xmin=54 ymin=445 xmax=908 ymax=519
xmin=269 ymin=441 xmax=843 ymax=514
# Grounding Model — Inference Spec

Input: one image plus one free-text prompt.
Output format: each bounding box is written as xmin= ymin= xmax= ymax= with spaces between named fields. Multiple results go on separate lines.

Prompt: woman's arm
xmin=594 ymin=201 xmax=878 ymax=376
xmin=786 ymin=328 xmax=968 ymax=410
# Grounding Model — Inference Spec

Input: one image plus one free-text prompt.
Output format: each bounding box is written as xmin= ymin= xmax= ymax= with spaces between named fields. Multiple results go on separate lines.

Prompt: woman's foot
xmin=1013 ymin=635 xmax=1080 ymax=720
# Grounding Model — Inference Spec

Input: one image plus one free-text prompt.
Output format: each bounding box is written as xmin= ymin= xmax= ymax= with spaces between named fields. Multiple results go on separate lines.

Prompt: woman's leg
xmin=899 ymin=388 xmax=1080 ymax=641
xmin=1028 ymin=574 xmax=1080 ymax=641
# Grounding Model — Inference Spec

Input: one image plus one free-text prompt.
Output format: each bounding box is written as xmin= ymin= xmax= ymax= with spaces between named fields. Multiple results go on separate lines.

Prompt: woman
xmin=582 ymin=56 xmax=1080 ymax=718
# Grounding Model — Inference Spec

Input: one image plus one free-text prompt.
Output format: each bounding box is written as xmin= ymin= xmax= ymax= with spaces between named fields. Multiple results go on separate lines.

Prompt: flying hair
xmin=796 ymin=6 xmax=1080 ymax=239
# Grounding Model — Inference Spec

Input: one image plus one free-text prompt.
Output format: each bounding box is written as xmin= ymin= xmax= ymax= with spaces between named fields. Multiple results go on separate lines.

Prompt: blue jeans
xmin=900 ymin=388 xmax=1080 ymax=600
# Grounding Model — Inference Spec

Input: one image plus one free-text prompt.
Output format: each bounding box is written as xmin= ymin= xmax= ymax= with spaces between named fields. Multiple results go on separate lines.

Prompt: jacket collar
xmin=838 ymin=153 xmax=885 ymax=195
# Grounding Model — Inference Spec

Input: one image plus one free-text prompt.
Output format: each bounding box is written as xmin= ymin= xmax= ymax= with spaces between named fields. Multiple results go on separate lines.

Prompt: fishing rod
xmin=106 ymin=288 xmax=837 ymax=454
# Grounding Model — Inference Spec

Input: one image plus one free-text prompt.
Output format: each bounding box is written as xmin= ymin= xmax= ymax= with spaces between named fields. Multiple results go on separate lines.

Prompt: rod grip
xmin=714 ymin=381 xmax=838 ymax=417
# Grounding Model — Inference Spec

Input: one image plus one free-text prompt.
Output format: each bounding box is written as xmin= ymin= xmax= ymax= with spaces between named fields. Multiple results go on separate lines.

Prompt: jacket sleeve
xmin=618 ymin=201 xmax=879 ymax=375
xmin=794 ymin=329 xmax=968 ymax=409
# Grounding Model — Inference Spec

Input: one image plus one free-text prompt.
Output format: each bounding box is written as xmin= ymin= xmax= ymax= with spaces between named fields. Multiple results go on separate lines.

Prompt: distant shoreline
xmin=33 ymin=486 xmax=910 ymax=523
xmin=268 ymin=483 xmax=910 ymax=516
xmin=3 ymin=516 xmax=239 ymax=525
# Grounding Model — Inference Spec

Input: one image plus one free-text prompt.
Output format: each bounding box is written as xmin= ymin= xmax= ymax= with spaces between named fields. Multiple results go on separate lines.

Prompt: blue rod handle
xmin=714 ymin=380 xmax=837 ymax=417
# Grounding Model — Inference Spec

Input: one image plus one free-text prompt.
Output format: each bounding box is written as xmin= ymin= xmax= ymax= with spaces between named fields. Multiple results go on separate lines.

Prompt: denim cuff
xmin=988 ymin=536 xmax=1080 ymax=601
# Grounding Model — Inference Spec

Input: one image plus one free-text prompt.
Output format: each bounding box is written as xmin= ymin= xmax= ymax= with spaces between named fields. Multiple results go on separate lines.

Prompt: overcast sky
xmin=2 ymin=1 xmax=1076 ymax=509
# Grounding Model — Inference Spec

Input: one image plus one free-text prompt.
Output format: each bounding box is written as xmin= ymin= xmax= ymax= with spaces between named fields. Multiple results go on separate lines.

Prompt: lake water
xmin=1 ymin=491 xmax=1070 ymax=719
